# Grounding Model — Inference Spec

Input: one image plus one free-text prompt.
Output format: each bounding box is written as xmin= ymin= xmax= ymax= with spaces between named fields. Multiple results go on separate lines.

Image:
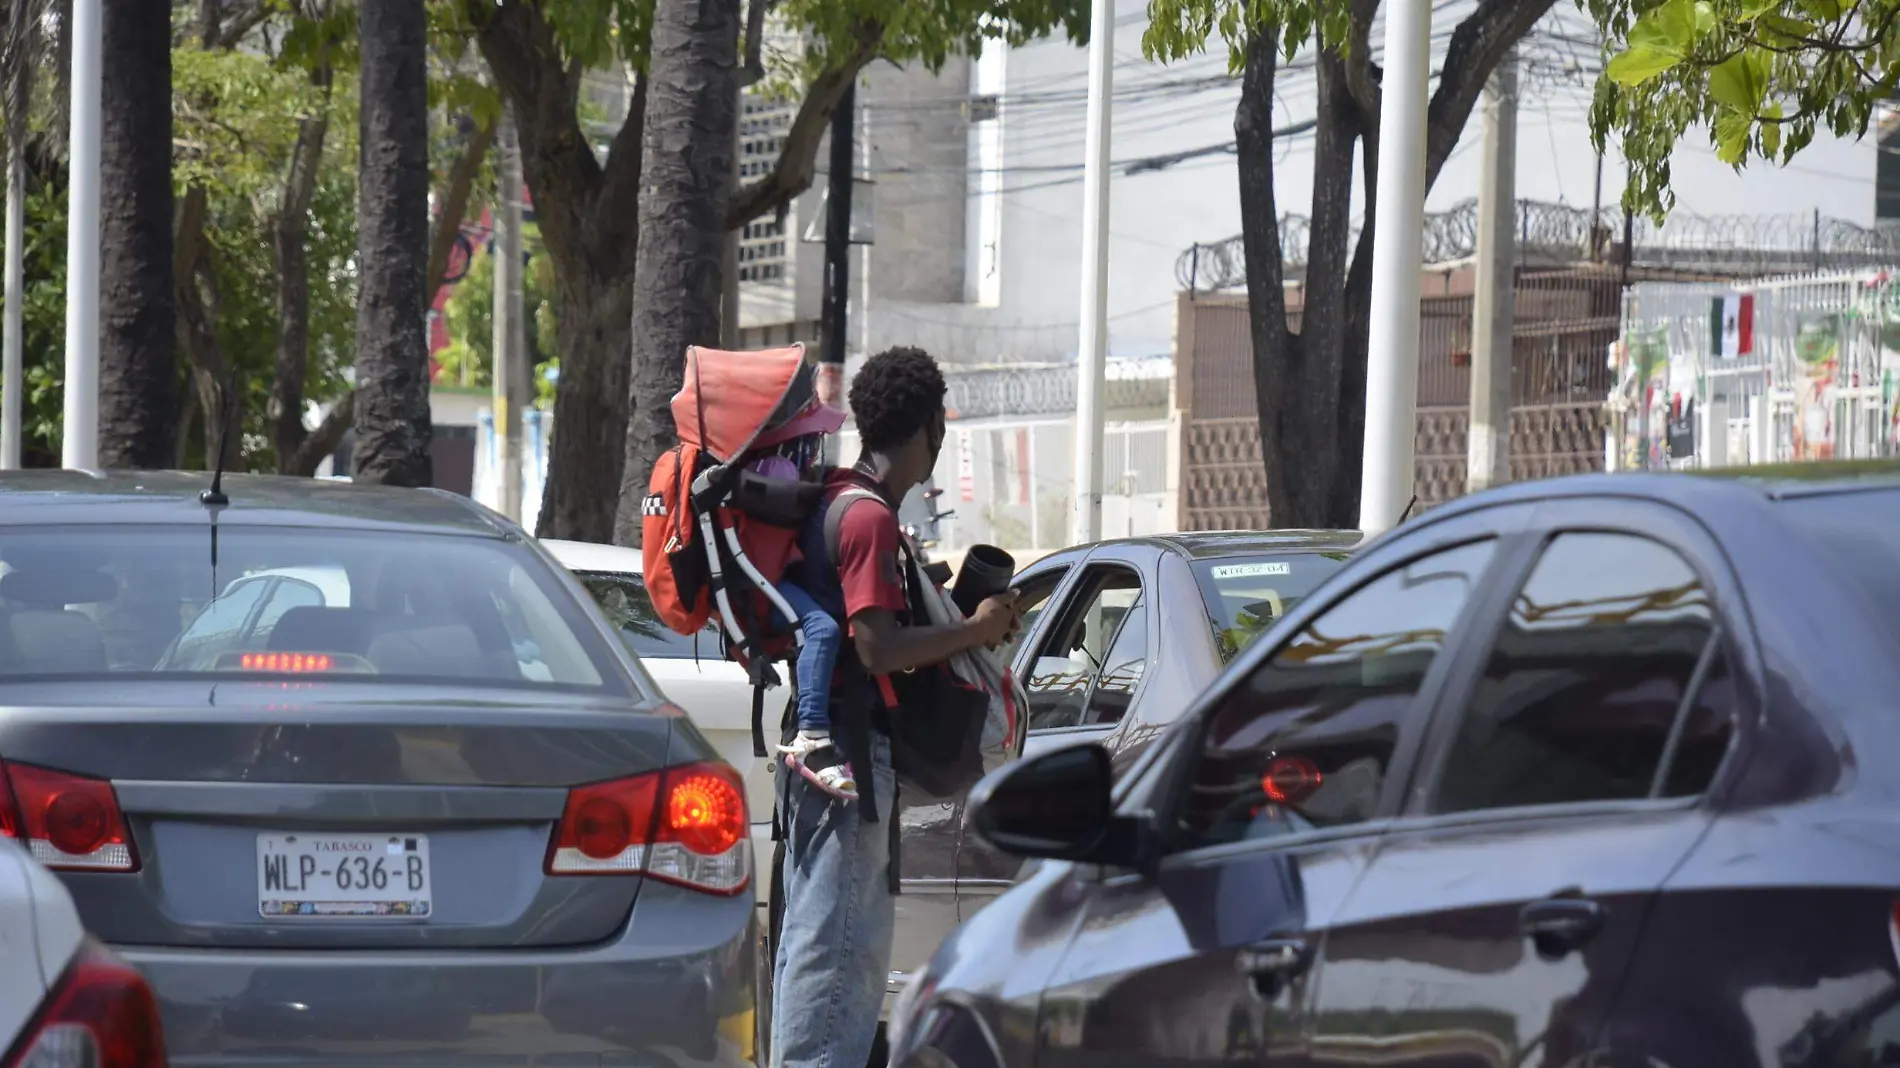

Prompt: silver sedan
xmin=0 ymin=471 xmax=759 ymax=1068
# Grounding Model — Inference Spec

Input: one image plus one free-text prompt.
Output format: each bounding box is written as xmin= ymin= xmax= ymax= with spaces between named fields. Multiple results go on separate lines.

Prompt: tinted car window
xmin=1192 ymin=552 xmax=1353 ymax=661
xmin=0 ymin=526 xmax=619 ymax=690
xmin=1433 ymin=532 xmax=1734 ymax=815
xmin=1177 ymin=540 xmax=1496 ymax=850
xmin=577 ymin=572 xmax=723 ymax=660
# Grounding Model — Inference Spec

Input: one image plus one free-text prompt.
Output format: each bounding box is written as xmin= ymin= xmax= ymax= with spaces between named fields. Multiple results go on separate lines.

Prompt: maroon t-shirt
xmin=825 ymin=470 xmax=908 ymax=628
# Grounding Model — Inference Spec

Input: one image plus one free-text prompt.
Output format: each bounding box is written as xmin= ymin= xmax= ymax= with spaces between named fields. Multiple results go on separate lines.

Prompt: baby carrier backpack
xmin=639 ymin=344 xmax=1024 ymax=804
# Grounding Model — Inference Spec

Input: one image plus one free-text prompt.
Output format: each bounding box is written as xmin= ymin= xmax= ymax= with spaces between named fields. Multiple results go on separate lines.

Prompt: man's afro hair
xmin=849 ymin=346 xmax=947 ymax=453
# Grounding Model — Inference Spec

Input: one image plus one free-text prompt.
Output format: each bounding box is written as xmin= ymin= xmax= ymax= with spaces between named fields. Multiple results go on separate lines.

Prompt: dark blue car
xmin=887 ymin=463 xmax=1900 ymax=1068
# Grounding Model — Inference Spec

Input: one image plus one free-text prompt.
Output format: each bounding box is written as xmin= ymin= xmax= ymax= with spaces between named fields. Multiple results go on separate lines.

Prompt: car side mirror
xmin=969 ymin=743 xmax=1150 ymax=870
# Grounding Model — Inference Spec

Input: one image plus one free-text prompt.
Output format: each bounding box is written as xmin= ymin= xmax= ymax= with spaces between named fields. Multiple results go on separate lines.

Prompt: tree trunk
xmin=269 ymin=62 xmax=332 ymax=472
xmin=473 ymin=1 xmax=872 ymax=542
xmin=1238 ymin=0 xmax=1554 ymax=529
xmin=612 ymin=0 xmax=740 ymax=547
xmin=96 ymin=0 xmax=175 ymax=469
xmin=351 ymin=0 xmax=432 ymax=487
xmin=1238 ymin=33 xmax=1364 ymax=530
xmin=1234 ymin=33 xmax=1295 ymax=527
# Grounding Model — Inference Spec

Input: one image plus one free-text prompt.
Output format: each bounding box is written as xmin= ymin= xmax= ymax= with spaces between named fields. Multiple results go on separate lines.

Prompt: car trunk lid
xmin=0 ymin=681 xmax=673 ymax=950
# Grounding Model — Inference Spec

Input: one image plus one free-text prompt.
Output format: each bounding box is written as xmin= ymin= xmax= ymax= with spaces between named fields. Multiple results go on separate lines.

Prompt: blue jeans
xmin=776 ymin=581 xmax=840 ymax=735
xmin=771 ymin=735 xmax=895 ymax=1068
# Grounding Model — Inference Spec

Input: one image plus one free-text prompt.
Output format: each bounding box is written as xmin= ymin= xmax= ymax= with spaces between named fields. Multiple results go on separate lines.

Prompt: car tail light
xmin=1 ymin=941 xmax=166 ymax=1068
xmin=548 ymin=762 xmax=749 ymax=895
xmin=0 ymin=761 xmax=139 ymax=872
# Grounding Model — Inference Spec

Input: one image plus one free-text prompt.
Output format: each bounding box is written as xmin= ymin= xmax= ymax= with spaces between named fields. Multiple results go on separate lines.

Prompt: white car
xmin=0 ymin=835 xmax=167 ymax=1066
xmin=541 ymin=540 xmax=774 ymax=911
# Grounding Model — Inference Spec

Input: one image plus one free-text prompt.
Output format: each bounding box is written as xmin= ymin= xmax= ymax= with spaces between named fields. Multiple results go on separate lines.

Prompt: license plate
xmin=256 ymin=833 xmax=432 ymax=919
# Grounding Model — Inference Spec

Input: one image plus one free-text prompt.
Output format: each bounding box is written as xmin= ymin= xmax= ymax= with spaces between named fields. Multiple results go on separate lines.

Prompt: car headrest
xmin=268 ymin=606 xmax=374 ymax=655
xmin=0 ymin=568 xmax=121 ymax=609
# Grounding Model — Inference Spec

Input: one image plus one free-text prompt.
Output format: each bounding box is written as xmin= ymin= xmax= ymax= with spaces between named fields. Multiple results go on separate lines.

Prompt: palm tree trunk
xmin=96 ymin=0 xmax=175 ymax=469
xmin=351 ymin=0 xmax=432 ymax=487
xmin=610 ymin=0 xmax=741 ymax=546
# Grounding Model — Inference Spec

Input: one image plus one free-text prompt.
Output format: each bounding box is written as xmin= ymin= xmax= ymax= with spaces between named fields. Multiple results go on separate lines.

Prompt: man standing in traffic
xmin=771 ymin=346 xmax=1021 ymax=1068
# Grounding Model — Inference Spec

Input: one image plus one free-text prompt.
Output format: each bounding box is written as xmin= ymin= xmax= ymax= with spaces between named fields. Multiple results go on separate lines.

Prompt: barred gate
xmin=1614 ymin=269 xmax=1900 ymax=470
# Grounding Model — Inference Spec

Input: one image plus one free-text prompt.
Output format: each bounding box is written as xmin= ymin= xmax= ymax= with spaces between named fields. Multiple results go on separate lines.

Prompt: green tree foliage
xmin=435 ymin=231 xmax=559 ymax=398
xmin=1593 ymin=0 xmax=1889 ymax=217
xmin=171 ymin=42 xmax=362 ymax=468
xmin=5 ymin=38 xmax=362 ymax=468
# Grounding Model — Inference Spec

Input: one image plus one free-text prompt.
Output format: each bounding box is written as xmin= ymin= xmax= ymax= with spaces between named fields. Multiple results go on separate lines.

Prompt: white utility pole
xmin=1466 ymin=51 xmax=1517 ymax=494
xmin=1357 ymin=0 xmax=1432 ymax=535
xmin=61 ymin=0 xmax=101 ymax=470
xmin=1070 ymin=0 xmax=1114 ymax=546
xmin=3 ymin=112 xmax=24 ymax=470
xmin=492 ymin=109 xmax=526 ymax=522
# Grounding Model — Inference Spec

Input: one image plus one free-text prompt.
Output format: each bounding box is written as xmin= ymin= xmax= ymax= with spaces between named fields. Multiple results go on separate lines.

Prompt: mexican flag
xmin=1711 ymin=293 xmax=1755 ymax=358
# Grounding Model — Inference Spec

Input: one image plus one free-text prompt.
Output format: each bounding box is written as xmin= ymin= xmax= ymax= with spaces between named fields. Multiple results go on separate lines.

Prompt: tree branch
xmin=471 ymin=0 xmax=607 ymax=275
xmin=207 ymin=0 xmax=272 ymax=50
xmin=724 ymin=23 xmax=884 ymax=230
xmin=287 ymin=390 xmax=352 ymax=476
xmin=742 ymin=0 xmax=770 ymax=86
xmin=1341 ymin=0 xmax=1381 ymax=129
xmin=426 ymin=112 xmax=497 ymax=297
xmin=269 ymin=59 xmax=333 ymax=470
xmin=594 ymin=72 xmax=647 ymax=239
xmin=1423 ymin=0 xmax=1555 ymax=188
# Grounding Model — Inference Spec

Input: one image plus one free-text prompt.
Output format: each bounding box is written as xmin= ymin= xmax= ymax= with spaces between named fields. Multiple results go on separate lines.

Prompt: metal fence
xmin=1613 ymin=269 xmax=1900 ymax=471
xmin=842 ymin=416 xmax=1175 ymax=553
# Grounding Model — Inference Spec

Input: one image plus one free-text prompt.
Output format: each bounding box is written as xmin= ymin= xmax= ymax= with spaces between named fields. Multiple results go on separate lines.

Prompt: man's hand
xmin=968 ymin=590 xmax=1022 ymax=650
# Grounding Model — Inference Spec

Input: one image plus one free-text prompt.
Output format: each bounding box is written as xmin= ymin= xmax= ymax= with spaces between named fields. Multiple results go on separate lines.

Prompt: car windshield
xmin=1192 ymin=551 xmax=1353 ymax=661
xmin=575 ymin=571 xmax=724 ymax=660
xmin=0 ymin=524 xmax=622 ymax=690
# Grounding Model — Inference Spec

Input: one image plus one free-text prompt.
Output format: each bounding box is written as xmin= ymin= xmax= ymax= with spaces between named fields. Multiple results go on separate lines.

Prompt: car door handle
xmin=1237 ymin=936 xmax=1313 ymax=999
xmin=1520 ymin=894 xmax=1605 ymax=960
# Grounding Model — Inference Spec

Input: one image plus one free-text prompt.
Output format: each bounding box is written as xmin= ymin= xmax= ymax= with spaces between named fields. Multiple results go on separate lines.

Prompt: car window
xmin=578 ymin=572 xmax=723 ymax=660
xmin=1086 ymin=588 xmax=1147 ymax=727
xmin=168 ymin=578 xmax=269 ymax=669
xmin=1191 ymin=552 xmax=1354 ymax=661
xmin=0 ymin=526 xmax=620 ymax=691
xmin=1432 ymin=532 xmax=1735 ymax=815
xmin=1023 ymin=568 xmax=1141 ymax=732
xmin=1001 ymin=568 xmax=1067 ymax=668
xmin=250 ymin=578 xmax=327 ymax=650
xmin=1174 ymin=540 xmax=1497 ymax=851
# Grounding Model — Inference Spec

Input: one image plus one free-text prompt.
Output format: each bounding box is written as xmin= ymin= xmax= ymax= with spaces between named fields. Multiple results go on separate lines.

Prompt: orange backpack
xmin=638 ymin=345 xmax=829 ymax=669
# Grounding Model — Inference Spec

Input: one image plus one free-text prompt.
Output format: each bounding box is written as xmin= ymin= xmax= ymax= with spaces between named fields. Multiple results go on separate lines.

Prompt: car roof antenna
xmin=201 ymin=378 xmax=237 ymax=507
xmin=1397 ymin=493 xmax=1418 ymax=525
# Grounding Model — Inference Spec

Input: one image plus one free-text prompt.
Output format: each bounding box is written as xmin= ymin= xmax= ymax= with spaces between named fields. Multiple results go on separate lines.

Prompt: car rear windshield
xmin=1776 ymin=488 xmax=1900 ymax=635
xmin=1192 ymin=551 xmax=1353 ymax=661
xmin=575 ymin=571 xmax=724 ymax=660
xmin=0 ymin=525 xmax=623 ymax=690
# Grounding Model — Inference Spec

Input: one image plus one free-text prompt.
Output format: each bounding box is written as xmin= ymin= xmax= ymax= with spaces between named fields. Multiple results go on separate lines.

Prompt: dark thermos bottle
xmin=951 ymin=544 xmax=1016 ymax=619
